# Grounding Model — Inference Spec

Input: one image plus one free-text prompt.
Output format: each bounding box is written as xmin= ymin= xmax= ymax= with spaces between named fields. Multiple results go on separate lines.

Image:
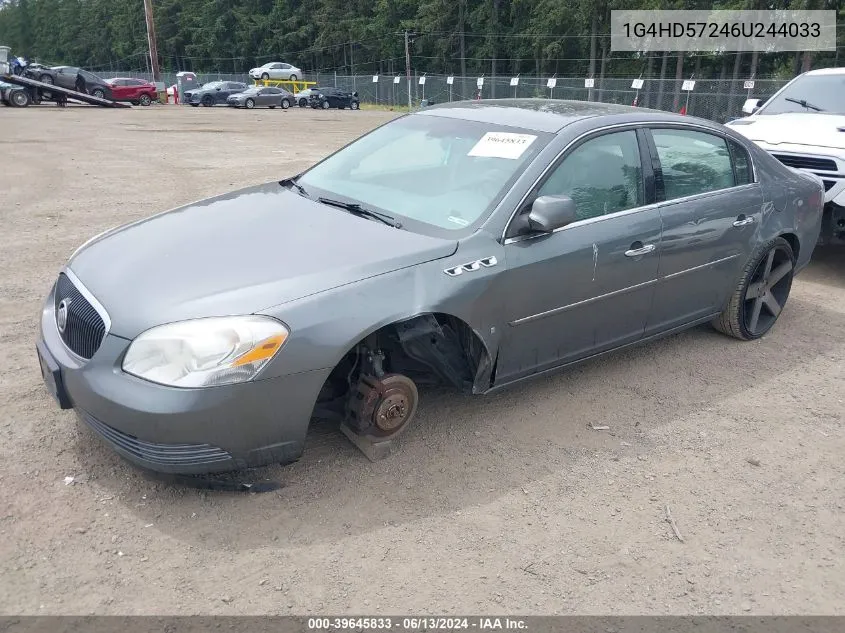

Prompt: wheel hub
xmin=348 ymin=373 xmax=419 ymax=439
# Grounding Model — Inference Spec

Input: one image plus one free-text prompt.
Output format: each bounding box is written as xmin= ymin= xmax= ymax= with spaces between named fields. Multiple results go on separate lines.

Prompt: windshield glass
xmin=759 ymin=74 xmax=845 ymax=115
xmin=297 ymin=114 xmax=551 ymax=233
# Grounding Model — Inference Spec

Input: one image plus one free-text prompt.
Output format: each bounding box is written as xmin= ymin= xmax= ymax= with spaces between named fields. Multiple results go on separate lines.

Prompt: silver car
xmin=227 ymin=86 xmax=294 ymax=109
xmin=248 ymin=61 xmax=302 ymax=81
xmin=36 ymin=100 xmax=824 ymax=476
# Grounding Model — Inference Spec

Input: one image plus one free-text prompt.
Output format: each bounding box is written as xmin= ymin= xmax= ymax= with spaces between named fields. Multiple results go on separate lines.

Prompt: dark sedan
xmin=25 ymin=66 xmax=113 ymax=99
xmin=309 ymin=87 xmax=360 ymax=110
xmin=227 ymin=86 xmax=294 ymax=109
xmin=184 ymin=81 xmax=249 ymax=107
xmin=37 ymin=100 xmax=823 ymax=475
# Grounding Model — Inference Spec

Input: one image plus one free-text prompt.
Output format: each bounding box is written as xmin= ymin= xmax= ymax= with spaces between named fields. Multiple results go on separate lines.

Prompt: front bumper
xmin=37 ymin=278 xmax=331 ymax=474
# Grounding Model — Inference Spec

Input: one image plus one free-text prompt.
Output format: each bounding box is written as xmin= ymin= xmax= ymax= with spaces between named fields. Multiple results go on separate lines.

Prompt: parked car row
xmin=182 ymin=80 xmax=360 ymax=111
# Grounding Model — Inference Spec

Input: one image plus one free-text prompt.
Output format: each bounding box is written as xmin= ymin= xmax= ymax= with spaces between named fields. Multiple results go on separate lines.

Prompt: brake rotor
xmin=371 ymin=374 xmax=419 ymax=438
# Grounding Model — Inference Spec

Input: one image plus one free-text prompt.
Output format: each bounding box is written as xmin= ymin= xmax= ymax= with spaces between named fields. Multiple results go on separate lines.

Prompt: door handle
xmin=733 ymin=215 xmax=755 ymax=227
xmin=625 ymin=244 xmax=656 ymax=257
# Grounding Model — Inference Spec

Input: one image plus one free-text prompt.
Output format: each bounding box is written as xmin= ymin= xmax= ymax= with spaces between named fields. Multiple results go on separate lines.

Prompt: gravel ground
xmin=0 ymin=104 xmax=843 ymax=616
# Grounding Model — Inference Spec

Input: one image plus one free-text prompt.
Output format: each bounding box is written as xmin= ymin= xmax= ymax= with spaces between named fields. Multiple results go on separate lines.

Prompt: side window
xmin=537 ymin=130 xmax=644 ymax=221
xmin=729 ymin=139 xmax=753 ymax=186
xmin=652 ymin=128 xmax=735 ymax=200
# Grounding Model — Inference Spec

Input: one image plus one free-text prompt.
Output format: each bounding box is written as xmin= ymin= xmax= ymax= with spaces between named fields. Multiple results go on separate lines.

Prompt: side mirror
xmin=527 ymin=195 xmax=577 ymax=233
xmin=742 ymin=98 xmax=761 ymax=115
xmin=215 ymin=87 xmax=221 ymax=91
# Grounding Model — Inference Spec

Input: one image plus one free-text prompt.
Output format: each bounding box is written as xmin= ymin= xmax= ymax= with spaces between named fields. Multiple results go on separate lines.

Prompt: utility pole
xmin=404 ymin=30 xmax=412 ymax=109
xmin=143 ymin=0 xmax=161 ymax=83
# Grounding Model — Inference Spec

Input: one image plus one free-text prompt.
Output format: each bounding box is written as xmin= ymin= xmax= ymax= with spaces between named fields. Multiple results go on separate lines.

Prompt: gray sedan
xmin=36 ymin=100 xmax=824 ymax=475
xmin=227 ymin=86 xmax=293 ymax=109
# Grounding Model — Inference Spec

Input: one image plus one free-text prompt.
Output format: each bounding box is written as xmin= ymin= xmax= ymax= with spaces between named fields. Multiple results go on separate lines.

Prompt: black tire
xmin=289 ymin=74 xmax=298 ymax=82
xmin=712 ymin=236 xmax=795 ymax=341
xmin=91 ymin=88 xmax=106 ymax=99
xmin=245 ymin=98 xmax=255 ymax=109
xmin=281 ymin=98 xmax=290 ymax=109
xmin=138 ymin=93 xmax=152 ymax=106
xmin=39 ymin=74 xmax=53 ymax=84
xmin=261 ymin=73 xmax=270 ymax=80
xmin=321 ymin=100 xmax=330 ymax=109
xmin=10 ymin=90 xmax=31 ymax=107
xmin=190 ymin=103 xmax=199 ymax=107
xmin=298 ymin=98 xmax=307 ymax=107
xmin=202 ymin=95 xmax=214 ymax=107
xmin=350 ymin=100 xmax=359 ymax=110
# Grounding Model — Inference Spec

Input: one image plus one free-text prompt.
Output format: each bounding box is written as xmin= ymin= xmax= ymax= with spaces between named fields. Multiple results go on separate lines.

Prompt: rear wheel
xmin=298 ymin=98 xmax=307 ymax=107
xmin=281 ymin=98 xmax=291 ymax=109
xmin=289 ymin=74 xmax=298 ymax=82
xmin=138 ymin=93 xmax=152 ymax=106
xmin=712 ymin=237 xmax=795 ymax=340
xmin=10 ymin=90 xmax=31 ymax=107
xmin=350 ymin=100 xmax=359 ymax=110
xmin=245 ymin=98 xmax=255 ymax=109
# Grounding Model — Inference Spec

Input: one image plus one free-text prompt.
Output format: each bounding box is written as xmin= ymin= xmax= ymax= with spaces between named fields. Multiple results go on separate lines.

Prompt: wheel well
xmin=780 ymin=232 xmax=799 ymax=261
xmin=314 ymin=314 xmax=493 ymax=417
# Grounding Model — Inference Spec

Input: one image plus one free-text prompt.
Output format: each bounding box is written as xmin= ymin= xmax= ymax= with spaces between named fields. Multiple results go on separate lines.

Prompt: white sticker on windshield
xmin=448 ymin=215 xmax=470 ymax=226
xmin=468 ymin=132 xmax=537 ymax=160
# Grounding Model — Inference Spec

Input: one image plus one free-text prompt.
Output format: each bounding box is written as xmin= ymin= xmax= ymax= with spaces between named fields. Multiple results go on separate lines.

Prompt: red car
xmin=104 ymin=77 xmax=159 ymax=106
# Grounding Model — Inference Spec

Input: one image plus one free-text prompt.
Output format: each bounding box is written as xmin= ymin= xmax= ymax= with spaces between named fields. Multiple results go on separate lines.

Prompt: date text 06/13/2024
xmin=307 ymin=617 xmax=529 ymax=630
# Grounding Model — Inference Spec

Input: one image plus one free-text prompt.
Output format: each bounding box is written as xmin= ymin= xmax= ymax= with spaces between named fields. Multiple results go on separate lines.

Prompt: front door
xmin=497 ymin=128 xmax=662 ymax=384
xmin=644 ymin=127 xmax=765 ymax=333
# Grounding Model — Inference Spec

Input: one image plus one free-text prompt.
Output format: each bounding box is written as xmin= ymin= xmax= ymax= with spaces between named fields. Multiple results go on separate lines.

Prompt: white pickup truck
xmin=726 ymin=67 xmax=845 ymax=246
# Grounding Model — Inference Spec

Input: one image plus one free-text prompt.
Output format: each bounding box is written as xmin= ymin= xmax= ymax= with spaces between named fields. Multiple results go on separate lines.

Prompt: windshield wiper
xmin=279 ymin=177 xmax=309 ymax=198
xmin=784 ymin=97 xmax=824 ymax=112
xmin=317 ymin=197 xmax=402 ymax=228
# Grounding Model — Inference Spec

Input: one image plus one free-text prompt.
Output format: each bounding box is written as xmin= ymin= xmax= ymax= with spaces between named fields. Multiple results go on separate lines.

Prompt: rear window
xmin=652 ymin=128 xmax=735 ymax=200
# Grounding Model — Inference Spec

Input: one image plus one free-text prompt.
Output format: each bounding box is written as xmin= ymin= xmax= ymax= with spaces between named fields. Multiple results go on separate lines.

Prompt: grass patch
xmin=360 ymin=103 xmax=412 ymax=113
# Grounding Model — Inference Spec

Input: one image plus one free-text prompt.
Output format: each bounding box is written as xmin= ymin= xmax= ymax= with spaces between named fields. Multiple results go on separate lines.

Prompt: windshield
xmin=758 ymin=74 xmax=845 ymax=115
xmin=297 ymin=114 xmax=551 ymax=233
xmin=201 ymin=81 xmax=224 ymax=90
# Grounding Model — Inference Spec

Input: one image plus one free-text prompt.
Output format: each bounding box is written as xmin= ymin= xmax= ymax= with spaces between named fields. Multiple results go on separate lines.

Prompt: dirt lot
xmin=1 ymin=104 xmax=843 ymax=616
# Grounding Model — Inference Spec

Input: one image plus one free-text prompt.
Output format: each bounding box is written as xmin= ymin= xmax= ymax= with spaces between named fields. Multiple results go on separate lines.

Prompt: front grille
xmin=54 ymin=273 xmax=106 ymax=360
xmin=772 ymin=154 xmax=838 ymax=172
xmin=81 ymin=412 xmax=233 ymax=468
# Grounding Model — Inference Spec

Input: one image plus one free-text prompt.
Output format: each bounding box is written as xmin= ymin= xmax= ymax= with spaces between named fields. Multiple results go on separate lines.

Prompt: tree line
xmin=0 ymin=0 xmax=842 ymax=81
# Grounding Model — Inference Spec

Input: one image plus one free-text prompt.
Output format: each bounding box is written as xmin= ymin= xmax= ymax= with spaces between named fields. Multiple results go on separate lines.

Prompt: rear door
xmin=497 ymin=127 xmax=663 ymax=383
xmin=644 ymin=126 xmax=764 ymax=334
xmin=126 ymin=79 xmax=144 ymax=99
xmin=261 ymin=87 xmax=280 ymax=106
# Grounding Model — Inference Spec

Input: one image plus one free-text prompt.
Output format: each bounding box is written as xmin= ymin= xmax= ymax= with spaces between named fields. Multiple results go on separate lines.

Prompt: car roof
xmin=804 ymin=66 xmax=845 ymax=76
xmin=416 ymin=98 xmax=688 ymax=133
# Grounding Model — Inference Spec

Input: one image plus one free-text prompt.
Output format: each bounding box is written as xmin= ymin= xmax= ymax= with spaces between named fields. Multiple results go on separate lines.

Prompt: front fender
xmin=257 ymin=235 xmax=507 ymax=384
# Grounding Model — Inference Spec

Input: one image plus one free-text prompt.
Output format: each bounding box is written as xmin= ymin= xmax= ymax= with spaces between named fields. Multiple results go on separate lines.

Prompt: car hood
xmin=729 ymin=112 xmax=845 ymax=150
xmin=68 ymin=182 xmax=459 ymax=338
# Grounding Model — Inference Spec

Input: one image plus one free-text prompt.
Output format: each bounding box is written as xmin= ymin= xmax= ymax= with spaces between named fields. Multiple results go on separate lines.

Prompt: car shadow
xmin=69 ymin=281 xmax=845 ymax=553
xmin=797 ymin=245 xmax=845 ymax=290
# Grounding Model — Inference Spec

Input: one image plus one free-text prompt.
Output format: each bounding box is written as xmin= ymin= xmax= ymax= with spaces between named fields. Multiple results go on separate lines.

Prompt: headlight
xmin=122 ymin=316 xmax=289 ymax=388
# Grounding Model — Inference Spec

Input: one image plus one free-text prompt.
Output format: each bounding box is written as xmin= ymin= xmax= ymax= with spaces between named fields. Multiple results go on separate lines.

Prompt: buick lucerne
xmin=36 ymin=99 xmax=824 ymax=474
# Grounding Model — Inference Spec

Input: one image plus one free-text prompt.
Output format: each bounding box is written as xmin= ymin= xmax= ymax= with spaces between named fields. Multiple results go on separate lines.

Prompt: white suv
xmin=726 ymin=67 xmax=845 ymax=245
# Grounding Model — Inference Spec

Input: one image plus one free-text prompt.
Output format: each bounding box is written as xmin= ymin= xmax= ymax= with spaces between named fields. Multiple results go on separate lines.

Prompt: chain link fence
xmin=101 ymin=70 xmax=790 ymax=123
